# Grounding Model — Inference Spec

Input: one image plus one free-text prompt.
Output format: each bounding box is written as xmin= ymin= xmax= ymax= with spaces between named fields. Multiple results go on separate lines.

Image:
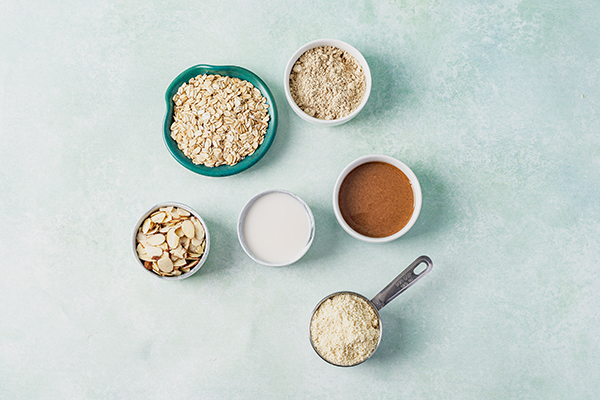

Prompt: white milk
xmin=241 ymin=191 xmax=312 ymax=265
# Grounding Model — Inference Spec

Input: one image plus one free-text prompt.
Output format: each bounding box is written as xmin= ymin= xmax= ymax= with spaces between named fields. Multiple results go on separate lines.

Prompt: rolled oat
xmin=170 ymin=74 xmax=270 ymax=167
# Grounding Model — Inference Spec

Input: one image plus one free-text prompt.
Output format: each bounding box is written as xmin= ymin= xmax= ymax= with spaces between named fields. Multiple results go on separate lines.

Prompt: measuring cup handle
xmin=370 ymin=255 xmax=433 ymax=311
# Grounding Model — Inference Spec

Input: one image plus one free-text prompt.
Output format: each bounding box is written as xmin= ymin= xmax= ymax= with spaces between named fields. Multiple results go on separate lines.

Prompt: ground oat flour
xmin=289 ymin=46 xmax=366 ymax=120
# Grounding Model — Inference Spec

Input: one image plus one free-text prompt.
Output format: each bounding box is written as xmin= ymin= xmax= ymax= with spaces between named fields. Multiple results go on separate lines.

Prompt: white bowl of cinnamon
xmin=333 ymin=155 xmax=422 ymax=243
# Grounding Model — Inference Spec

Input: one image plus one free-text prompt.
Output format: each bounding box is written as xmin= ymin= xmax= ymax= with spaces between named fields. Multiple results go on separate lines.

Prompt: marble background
xmin=1 ymin=0 xmax=599 ymax=398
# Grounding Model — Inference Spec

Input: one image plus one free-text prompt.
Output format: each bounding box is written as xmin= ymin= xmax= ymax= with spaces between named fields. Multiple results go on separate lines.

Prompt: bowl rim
xmin=132 ymin=202 xmax=211 ymax=280
xmin=237 ymin=189 xmax=315 ymax=267
xmin=163 ymin=64 xmax=278 ymax=177
xmin=283 ymin=39 xmax=372 ymax=126
xmin=332 ymin=155 xmax=422 ymax=243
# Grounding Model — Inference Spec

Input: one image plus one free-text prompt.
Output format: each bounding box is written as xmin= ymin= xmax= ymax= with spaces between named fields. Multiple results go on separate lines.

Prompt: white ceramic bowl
xmin=238 ymin=190 xmax=315 ymax=267
xmin=333 ymin=155 xmax=422 ymax=243
xmin=284 ymin=39 xmax=372 ymax=126
xmin=132 ymin=202 xmax=210 ymax=280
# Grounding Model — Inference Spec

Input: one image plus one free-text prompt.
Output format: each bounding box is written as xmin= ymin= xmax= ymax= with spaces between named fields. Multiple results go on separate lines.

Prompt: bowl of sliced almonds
xmin=132 ymin=202 xmax=210 ymax=280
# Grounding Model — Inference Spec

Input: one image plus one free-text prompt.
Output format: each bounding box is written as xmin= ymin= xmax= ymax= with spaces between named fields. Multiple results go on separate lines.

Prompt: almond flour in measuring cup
xmin=289 ymin=46 xmax=366 ymax=120
xmin=310 ymin=293 xmax=380 ymax=366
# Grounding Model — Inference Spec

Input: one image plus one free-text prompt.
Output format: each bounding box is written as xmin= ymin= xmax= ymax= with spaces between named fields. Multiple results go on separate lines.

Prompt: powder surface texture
xmin=310 ymin=293 xmax=380 ymax=366
xmin=338 ymin=161 xmax=414 ymax=238
xmin=289 ymin=46 xmax=366 ymax=120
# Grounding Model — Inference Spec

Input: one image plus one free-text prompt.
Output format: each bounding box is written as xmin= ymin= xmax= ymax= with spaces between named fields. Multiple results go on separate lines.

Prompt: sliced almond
xmin=151 ymin=263 xmax=160 ymax=273
xmin=166 ymin=229 xmax=179 ymax=249
xmin=192 ymin=218 xmax=205 ymax=240
xmin=157 ymin=256 xmax=174 ymax=273
xmin=151 ymin=212 xmax=166 ymax=223
xmin=182 ymin=220 xmax=195 ymax=238
xmin=182 ymin=238 xmax=191 ymax=251
xmin=137 ymin=251 xmax=154 ymax=262
xmin=146 ymin=234 xmax=165 ymax=246
xmin=137 ymin=232 xmax=149 ymax=244
xmin=142 ymin=218 xmax=153 ymax=234
xmin=145 ymin=245 xmax=163 ymax=258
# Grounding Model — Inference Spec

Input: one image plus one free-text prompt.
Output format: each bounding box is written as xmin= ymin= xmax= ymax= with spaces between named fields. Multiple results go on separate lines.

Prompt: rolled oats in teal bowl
xmin=164 ymin=64 xmax=278 ymax=177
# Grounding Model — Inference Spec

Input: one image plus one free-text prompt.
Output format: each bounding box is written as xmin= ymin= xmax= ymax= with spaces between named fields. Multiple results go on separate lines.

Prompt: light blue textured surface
xmin=1 ymin=0 xmax=599 ymax=398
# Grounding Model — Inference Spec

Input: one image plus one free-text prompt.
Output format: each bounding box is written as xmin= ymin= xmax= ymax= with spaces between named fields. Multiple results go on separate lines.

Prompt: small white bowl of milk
xmin=238 ymin=190 xmax=315 ymax=267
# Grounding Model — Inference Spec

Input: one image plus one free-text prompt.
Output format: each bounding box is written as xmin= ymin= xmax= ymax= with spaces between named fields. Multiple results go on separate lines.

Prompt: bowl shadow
xmin=400 ymin=165 xmax=452 ymax=241
xmin=290 ymin=202 xmax=343 ymax=269
xmin=351 ymin=51 xmax=416 ymax=124
xmin=369 ymin=311 xmax=430 ymax=366
xmin=184 ymin=215 xmax=238 ymax=279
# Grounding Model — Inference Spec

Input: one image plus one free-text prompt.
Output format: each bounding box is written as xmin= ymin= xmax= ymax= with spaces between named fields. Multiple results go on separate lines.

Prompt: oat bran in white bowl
xmin=284 ymin=39 xmax=372 ymax=126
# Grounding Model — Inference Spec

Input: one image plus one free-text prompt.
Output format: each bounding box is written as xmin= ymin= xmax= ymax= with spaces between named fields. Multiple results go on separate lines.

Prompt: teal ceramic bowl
xmin=163 ymin=64 xmax=278 ymax=177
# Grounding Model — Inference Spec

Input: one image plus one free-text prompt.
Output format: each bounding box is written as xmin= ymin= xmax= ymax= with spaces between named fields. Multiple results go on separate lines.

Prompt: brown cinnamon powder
xmin=338 ymin=162 xmax=414 ymax=238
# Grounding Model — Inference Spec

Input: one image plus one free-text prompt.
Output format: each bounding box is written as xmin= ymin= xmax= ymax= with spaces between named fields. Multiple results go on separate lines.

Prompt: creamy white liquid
xmin=242 ymin=192 xmax=311 ymax=265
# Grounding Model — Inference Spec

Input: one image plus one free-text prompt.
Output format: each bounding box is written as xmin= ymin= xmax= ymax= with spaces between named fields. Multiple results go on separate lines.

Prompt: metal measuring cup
xmin=309 ymin=255 xmax=433 ymax=367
